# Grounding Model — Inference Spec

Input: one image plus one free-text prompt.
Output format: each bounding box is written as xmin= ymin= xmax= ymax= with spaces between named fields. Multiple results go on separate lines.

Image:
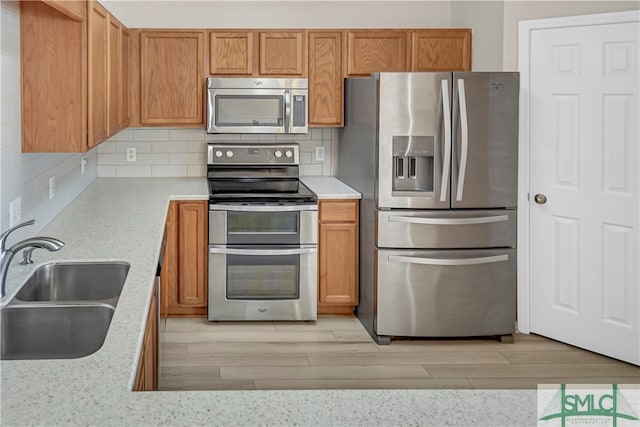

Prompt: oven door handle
xmin=209 ymin=204 xmax=317 ymax=212
xmin=209 ymin=246 xmax=317 ymax=256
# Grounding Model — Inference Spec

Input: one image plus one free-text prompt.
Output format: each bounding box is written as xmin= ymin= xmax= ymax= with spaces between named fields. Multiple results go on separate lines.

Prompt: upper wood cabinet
xmin=87 ymin=1 xmax=109 ymax=148
xmin=209 ymin=31 xmax=256 ymax=75
xmin=21 ymin=1 xmax=87 ymax=152
xmin=21 ymin=0 xmax=130 ymax=152
xmin=42 ymin=0 xmax=85 ymax=22
xmin=107 ymin=16 xmax=122 ymax=136
xmin=139 ymin=31 xmax=205 ymax=125
xmin=308 ymin=31 xmax=343 ymax=127
xmin=121 ymin=27 xmax=131 ymax=127
xmin=259 ymin=31 xmax=306 ymax=76
xmin=346 ymin=30 xmax=409 ymax=76
xmin=411 ymin=29 xmax=472 ymax=71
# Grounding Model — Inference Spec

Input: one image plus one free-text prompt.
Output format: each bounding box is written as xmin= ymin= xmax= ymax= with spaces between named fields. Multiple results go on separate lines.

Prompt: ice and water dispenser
xmin=392 ymin=136 xmax=435 ymax=193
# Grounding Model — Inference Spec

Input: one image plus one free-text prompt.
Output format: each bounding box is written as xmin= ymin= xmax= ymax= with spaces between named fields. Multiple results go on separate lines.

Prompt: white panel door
xmin=529 ymin=21 xmax=639 ymax=365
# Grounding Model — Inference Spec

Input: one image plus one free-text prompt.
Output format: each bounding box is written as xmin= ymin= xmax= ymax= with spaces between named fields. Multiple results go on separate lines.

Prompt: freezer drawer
xmin=376 ymin=248 xmax=516 ymax=337
xmin=377 ymin=209 xmax=516 ymax=249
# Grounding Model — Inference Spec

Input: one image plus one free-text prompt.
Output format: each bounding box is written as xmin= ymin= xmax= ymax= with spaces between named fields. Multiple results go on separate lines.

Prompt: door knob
xmin=534 ymin=194 xmax=547 ymax=204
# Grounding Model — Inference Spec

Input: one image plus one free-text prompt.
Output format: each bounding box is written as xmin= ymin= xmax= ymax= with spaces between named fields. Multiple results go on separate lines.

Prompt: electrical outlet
xmin=49 ymin=176 xmax=55 ymax=200
xmin=81 ymin=156 xmax=88 ymax=174
xmin=9 ymin=197 xmax=22 ymax=227
xmin=315 ymin=146 xmax=325 ymax=162
xmin=126 ymin=147 xmax=136 ymax=162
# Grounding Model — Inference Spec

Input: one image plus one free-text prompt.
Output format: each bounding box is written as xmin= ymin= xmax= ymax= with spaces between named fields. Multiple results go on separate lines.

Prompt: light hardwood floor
xmin=159 ymin=317 xmax=640 ymax=391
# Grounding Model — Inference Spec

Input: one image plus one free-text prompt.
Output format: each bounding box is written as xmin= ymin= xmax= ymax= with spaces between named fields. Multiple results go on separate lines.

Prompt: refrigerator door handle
xmin=455 ymin=79 xmax=469 ymax=201
xmin=387 ymin=214 xmax=510 ymax=225
xmin=388 ymin=254 xmax=509 ymax=266
xmin=440 ymin=79 xmax=451 ymax=202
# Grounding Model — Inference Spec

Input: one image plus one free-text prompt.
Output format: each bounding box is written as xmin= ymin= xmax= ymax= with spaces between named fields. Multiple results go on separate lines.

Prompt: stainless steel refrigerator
xmin=338 ymin=72 xmax=519 ymax=344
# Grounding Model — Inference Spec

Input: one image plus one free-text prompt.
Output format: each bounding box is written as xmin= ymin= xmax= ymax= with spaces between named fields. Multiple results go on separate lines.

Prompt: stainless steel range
xmin=207 ymin=143 xmax=318 ymax=321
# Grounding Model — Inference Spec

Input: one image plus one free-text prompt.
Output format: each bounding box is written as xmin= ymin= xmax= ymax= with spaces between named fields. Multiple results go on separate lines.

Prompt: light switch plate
xmin=315 ymin=146 xmax=325 ymax=162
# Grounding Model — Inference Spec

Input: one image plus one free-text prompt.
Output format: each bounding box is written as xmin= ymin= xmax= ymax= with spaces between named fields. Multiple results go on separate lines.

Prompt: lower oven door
xmin=208 ymin=245 xmax=317 ymax=321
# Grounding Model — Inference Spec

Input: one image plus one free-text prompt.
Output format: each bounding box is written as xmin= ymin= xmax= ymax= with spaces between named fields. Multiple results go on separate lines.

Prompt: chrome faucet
xmin=0 ymin=220 xmax=64 ymax=298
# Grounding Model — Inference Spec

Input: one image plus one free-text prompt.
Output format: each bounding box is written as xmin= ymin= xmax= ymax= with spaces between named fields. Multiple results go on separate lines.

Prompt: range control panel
xmin=207 ymin=144 xmax=300 ymax=166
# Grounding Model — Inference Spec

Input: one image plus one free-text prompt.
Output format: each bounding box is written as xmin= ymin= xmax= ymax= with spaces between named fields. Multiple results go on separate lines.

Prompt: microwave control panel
xmin=293 ymin=95 xmax=306 ymax=127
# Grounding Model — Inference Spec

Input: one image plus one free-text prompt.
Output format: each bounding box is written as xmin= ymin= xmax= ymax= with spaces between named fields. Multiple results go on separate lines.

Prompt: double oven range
xmin=207 ymin=143 xmax=318 ymax=321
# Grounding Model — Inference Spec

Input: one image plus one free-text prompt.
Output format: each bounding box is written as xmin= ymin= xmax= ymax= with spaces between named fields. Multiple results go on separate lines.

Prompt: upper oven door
xmin=207 ymin=88 xmax=287 ymax=134
xmin=209 ymin=204 xmax=317 ymax=245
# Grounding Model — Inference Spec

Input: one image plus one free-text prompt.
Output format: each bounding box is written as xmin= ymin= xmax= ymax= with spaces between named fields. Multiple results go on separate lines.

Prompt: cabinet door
xmin=209 ymin=31 xmax=256 ymax=75
xmin=20 ymin=1 xmax=86 ymax=152
xmin=346 ymin=30 xmax=408 ymax=76
xmin=88 ymin=0 xmax=109 ymax=147
xmin=163 ymin=201 xmax=208 ymax=316
xmin=135 ymin=285 xmax=158 ymax=391
xmin=140 ymin=31 xmax=205 ymax=125
xmin=410 ymin=29 xmax=472 ymax=71
xmin=259 ymin=31 xmax=306 ymax=76
xmin=177 ymin=202 xmax=208 ymax=309
xmin=121 ymin=28 xmax=130 ymax=127
xmin=308 ymin=31 xmax=343 ymax=127
xmin=319 ymin=222 xmax=358 ymax=304
xmin=107 ymin=16 xmax=121 ymax=136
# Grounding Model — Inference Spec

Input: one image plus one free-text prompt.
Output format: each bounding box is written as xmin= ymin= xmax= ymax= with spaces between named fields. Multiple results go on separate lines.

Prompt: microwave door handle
xmin=440 ymin=79 xmax=451 ymax=202
xmin=284 ymin=90 xmax=291 ymax=132
xmin=388 ymin=254 xmax=508 ymax=266
xmin=210 ymin=246 xmax=317 ymax=256
xmin=456 ymin=78 xmax=469 ymax=201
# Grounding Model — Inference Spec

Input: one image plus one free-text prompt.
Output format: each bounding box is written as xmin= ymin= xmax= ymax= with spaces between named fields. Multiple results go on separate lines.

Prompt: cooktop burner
xmin=208 ymin=179 xmax=317 ymax=204
xmin=207 ymin=143 xmax=317 ymax=205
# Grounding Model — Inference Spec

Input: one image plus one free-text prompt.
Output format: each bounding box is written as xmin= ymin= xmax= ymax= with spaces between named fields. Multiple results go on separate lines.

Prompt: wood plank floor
xmin=159 ymin=317 xmax=640 ymax=391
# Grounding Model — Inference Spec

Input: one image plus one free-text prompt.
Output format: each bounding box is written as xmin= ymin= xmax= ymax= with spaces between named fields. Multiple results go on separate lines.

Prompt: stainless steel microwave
xmin=206 ymin=77 xmax=308 ymax=134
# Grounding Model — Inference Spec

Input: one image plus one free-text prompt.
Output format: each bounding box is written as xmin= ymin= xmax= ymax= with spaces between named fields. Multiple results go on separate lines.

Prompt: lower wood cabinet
xmin=161 ymin=200 xmax=208 ymax=317
xmin=318 ymin=200 xmax=359 ymax=315
xmin=134 ymin=282 xmax=158 ymax=391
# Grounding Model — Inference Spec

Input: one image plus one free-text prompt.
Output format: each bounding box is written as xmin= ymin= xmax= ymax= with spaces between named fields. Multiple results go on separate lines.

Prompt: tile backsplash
xmin=97 ymin=128 xmax=334 ymax=178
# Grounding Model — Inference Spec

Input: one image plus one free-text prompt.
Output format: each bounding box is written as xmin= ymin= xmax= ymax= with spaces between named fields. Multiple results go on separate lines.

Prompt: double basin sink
xmin=1 ymin=262 xmax=130 ymax=360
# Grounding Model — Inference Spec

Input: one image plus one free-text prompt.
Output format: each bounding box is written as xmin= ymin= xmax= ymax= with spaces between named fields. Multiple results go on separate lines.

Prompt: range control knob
xmin=215 ymin=150 xmax=223 ymax=158
xmin=284 ymin=150 xmax=293 ymax=158
xmin=274 ymin=150 xmax=283 ymax=158
xmin=226 ymin=150 xmax=234 ymax=158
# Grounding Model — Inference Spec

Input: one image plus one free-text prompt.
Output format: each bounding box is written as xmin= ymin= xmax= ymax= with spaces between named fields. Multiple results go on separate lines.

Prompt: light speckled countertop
xmin=301 ymin=177 xmax=361 ymax=199
xmin=0 ymin=178 xmax=537 ymax=426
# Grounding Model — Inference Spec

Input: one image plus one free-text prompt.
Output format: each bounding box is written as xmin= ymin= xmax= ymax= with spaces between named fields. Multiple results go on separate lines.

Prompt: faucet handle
xmin=20 ymin=248 xmax=36 ymax=265
xmin=0 ymin=219 xmax=35 ymax=252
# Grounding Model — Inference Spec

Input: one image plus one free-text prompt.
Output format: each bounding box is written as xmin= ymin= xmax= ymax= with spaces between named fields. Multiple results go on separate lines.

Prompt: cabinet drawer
xmin=319 ymin=200 xmax=358 ymax=222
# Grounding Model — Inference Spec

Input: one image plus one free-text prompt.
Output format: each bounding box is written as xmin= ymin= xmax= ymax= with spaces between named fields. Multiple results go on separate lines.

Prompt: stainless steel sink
xmin=15 ymin=262 xmax=130 ymax=303
xmin=0 ymin=304 xmax=115 ymax=360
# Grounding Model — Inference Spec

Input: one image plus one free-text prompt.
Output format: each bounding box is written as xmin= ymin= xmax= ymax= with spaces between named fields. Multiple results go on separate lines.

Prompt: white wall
xmin=0 ymin=1 xmax=97 ymax=238
xmin=502 ymin=0 xmax=640 ymax=70
xmin=450 ymin=1 xmax=504 ymax=70
xmin=101 ymin=1 xmax=452 ymax=28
